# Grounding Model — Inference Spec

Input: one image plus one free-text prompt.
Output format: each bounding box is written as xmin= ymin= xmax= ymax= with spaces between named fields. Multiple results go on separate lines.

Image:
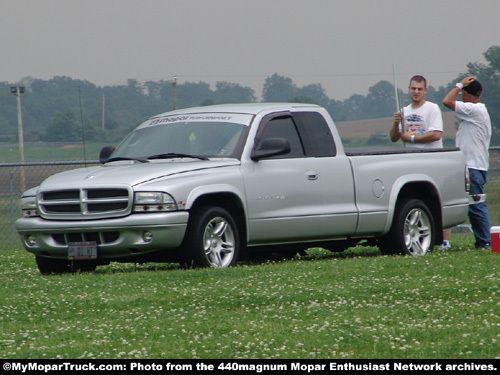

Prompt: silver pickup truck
xmin=16 ymin=103 xmax=470 ymax=274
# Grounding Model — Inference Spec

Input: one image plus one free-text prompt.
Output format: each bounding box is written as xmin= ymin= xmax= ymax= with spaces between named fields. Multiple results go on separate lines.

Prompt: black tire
xmin=379 ymin=198 xmax=435 ymax=256
xmin=35 ymin=256 xmax=97 ymax=275
xmin=181 ymin=206 xmax=240 ymax=268
xmin=36 ymin=256 xmax=71 ymax=275
xmin=72 ymin=261 xmax=97 ymax=273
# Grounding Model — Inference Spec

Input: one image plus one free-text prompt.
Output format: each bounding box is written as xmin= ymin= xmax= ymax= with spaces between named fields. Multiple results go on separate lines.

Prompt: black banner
xmin=1 ymin=359 xmax=498 ymax=374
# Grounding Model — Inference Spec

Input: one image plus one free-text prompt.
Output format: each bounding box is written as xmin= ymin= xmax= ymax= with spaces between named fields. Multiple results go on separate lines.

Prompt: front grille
xmin=52 ymin=231 xmax=120 ymax=245
xmin=39 ymin=186 xmax=132 ymax=220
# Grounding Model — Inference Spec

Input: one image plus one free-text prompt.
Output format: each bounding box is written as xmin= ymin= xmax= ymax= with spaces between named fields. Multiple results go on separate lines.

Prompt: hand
xmin=461 ymin=76 xmax=475 ymax=87
xmin=393 ymin=112 xmax=402 ymax=125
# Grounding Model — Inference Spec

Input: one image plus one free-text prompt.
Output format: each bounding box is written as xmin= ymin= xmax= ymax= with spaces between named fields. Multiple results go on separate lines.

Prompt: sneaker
xmin=437 ymin=241 xmax=451 ymax=251
xmin=476 ymin=244 xmax=491 ymax=250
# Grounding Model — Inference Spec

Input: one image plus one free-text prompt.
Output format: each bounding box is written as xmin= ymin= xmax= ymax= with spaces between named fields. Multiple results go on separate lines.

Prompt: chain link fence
xmin=2 ymin=150 xmax=500 ymax=250
xmin=0 ymin=161 xmax=98 ymax=249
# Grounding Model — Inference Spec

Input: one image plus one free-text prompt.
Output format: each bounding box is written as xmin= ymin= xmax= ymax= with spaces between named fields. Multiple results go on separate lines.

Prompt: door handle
xmin=306 ymin=171 xmax=318 ymax=180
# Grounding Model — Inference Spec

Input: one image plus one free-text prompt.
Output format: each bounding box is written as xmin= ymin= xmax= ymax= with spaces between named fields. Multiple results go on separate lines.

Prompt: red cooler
xmin=490 ymin=227 xmax=500 ymax=254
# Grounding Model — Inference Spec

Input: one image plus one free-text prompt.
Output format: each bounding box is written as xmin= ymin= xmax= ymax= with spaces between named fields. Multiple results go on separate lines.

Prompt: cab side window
xmin=293 ymin=112 xmax=336 ymax=157
xmin=258 ymin=116 xmax=305 ymax=158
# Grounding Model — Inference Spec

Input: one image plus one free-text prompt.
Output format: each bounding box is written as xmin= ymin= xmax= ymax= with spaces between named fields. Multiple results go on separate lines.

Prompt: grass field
xmin=0 ymin=142 xmax=108 ymax=163
xmin=1 ymin=236 xmax=499 ymax=359
xmin=1 ymin=140 xmax=500 ymax=359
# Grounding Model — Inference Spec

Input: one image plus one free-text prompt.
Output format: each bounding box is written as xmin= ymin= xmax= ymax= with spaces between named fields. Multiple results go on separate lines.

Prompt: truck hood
xmin=39 ymin=159 xmax=240 ymax=189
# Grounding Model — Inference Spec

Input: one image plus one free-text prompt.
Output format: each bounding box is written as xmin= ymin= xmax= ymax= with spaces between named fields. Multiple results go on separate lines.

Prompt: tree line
xmin=1 ymin=45 xmax=499 ymax=144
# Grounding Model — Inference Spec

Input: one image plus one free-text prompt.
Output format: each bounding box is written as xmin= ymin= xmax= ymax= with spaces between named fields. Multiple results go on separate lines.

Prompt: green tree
xmin=3 ymin=46 xmax=498 ymax=145
xmin=466 ymin=45 xmax=500 ymax=144
xmin=341 ymin=94 xmax=367 ymax=121
xmin=44 ymin=108 xmax=82 ymax=142
xmin=288 ymin=95 xmax=318 ymax=104
xmin=296 ymin=83 xmax=329 ymax=106
xmin=262 ymin=74 xmax=297 ymax=102
xmin=364 ymin=80 xmax=397 ymax=119
xmin=176 ymin=81 xmax=213 ymax=109
xmin=325 ymin=99 xmax=345 ymax=122
xmin=214 ymin=81 xmax=256 ymax=104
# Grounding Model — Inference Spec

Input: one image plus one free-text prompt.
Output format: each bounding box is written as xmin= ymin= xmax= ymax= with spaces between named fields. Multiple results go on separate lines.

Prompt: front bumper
xmin=15 ymin=211 xmax=189 ymax=260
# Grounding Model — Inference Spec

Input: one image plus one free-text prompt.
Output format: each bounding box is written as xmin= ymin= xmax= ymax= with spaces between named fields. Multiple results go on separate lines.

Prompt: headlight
xmin=133 ymin=192 xmax=177 ymax=212
xmin=20 ymin=196 xmax=39 ymax=217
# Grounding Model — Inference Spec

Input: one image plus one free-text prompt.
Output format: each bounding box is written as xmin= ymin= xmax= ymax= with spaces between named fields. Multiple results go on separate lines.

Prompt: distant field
xmin=0 ymin=142 xmax=109 ymax=163
xmin=335 ymin=112 xmax=458 ymax=139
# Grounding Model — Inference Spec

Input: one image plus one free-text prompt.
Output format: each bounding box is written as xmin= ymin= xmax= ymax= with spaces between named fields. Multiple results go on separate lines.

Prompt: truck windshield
xmin=111 ymin=119 xmax=249 ymax=160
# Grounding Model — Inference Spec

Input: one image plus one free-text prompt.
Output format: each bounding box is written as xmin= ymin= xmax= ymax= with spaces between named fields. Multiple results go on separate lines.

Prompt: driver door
xmin=242 ymin=113 xmax=324 ymax=245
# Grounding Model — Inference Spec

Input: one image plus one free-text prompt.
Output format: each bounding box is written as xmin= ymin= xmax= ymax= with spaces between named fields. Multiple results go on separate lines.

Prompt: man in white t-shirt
xmin=443 ymin=77 xmax=492 ymax=250
xmin=390 ymin=75 xmax=443 ymax=148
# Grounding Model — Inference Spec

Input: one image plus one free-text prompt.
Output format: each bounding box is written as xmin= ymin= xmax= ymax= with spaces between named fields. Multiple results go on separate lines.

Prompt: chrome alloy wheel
xmin=404 ymin=208 xmax=432 ymax=255
xmin=202 ymin=216 xmax=236 ymax=267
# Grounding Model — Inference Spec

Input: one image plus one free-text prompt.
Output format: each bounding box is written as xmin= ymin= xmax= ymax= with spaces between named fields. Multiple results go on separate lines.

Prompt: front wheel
xmin=181 ymin=206 xmax=240 ymax=268
xmin=36 ymin=256 xmax=71 ymax=275
xmin=379 ymin=198 xmax=435 ymax=256
xmin=35 ymin=256 xmax=97 ymax=275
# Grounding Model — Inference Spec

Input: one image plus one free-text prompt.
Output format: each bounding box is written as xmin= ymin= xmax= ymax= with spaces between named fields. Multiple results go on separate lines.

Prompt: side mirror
xmin=251 ymin=138 xmax=291 ymax=161
xmin=99 ymin=145 xmax=115 ymax=163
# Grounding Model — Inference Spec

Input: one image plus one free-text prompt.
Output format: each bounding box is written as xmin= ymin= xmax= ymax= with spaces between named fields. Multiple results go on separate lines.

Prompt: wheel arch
xmin=386 ymin=179 xmax=443 ymax=245
xmin=186 ymin=190 xmax=247 ymax=247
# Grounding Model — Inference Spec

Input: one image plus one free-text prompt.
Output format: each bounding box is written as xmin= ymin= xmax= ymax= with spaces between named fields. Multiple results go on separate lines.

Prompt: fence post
xmin=9 ymin=166 xmax=19 ymax=247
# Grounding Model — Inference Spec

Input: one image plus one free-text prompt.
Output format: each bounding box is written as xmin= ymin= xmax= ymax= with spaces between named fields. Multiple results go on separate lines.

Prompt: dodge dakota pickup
xmin=16 ymin=103 xmax=470 ymax=274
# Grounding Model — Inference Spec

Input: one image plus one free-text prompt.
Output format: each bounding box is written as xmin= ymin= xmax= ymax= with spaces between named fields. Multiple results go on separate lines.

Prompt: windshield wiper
xmin=106 ymin=156 xmax=149 ymax=163
xmin=148 ymin=153 xmax=209 ymax=161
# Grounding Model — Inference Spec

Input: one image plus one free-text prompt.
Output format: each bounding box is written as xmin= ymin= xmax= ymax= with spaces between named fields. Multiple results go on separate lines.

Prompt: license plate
xmin=68 ymin=241 xmax=97 ymax=260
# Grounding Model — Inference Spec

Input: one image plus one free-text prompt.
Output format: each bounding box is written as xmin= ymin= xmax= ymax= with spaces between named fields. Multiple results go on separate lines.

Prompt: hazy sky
xmin=1 ymin=0 xmax=499 ymax=100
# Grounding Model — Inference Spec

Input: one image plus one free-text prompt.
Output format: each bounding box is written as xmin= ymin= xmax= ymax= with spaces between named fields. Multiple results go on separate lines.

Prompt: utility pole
xmin=173 ymin=75 xmax=177 ymax=110
xmin=10 ymin=86 xmax=26 ymax=193
xmin=102 ymin=92 xmax=105 ymax=130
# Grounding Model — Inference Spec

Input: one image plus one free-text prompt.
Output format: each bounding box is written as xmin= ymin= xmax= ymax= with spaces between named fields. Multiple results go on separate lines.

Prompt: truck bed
xmin=344 ymin=146 xmax=460 ymax=156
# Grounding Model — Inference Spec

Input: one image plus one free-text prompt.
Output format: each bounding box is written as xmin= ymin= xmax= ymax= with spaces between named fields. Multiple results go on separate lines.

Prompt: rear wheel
xmin=379 ymin=198 xmax=435 ymax=256
xmin=182 ymin=206 xmax=240 ymax=268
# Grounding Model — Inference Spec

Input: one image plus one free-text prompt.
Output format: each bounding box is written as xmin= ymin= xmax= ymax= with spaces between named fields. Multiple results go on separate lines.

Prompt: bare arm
xmin=400 ymin=130 xmax=442 ymax=144
xmin=389 ymin=112 xmax=402 ymax=142
xmin=443 ymin=76 xmax=475 ymax=111
xmin=442 ymin=88 xmax=459 ymax=111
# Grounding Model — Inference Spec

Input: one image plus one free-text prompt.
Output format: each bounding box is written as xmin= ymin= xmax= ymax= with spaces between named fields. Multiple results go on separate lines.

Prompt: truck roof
xmin=150 ymin=102 xmax=322 ymax=119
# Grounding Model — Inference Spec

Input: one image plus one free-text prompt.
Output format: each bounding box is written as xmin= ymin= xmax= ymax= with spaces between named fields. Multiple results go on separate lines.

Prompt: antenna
xmin=173 ymin=75 xmax=177 ymax=110
xmin=78 ymin=87 xmax=88 ymax=166
xmin=392 ymin=64 xmax=400 ymax=112
xmin=392 ymin=64 xmax=404 ymax=135
xmin=102 ymin=92 xmax=105 ymax=130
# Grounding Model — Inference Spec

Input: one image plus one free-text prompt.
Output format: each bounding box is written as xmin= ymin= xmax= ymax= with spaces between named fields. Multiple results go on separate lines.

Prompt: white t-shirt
xmin=455 ymin=101 xmax=491 ymax=171
xmin=401 ymin=101 xmax=443 ymax=149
